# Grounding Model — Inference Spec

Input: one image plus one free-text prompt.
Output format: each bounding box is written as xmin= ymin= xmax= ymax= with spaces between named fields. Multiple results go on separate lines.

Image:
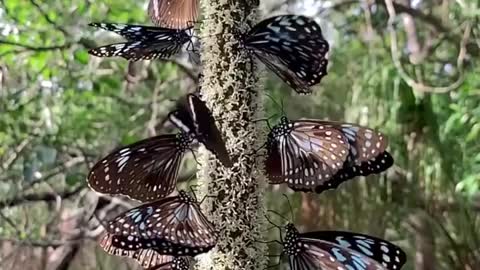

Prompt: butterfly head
xmin=173 ymin=257 xmax=190 ymax=269
xmin=270 ymin=116 xmax=293 ymax=138
xmin=176 ymin=29 xmax=193 ymax=44
xmin=284 ymin=223 xmax=302 ymax=255
xmin=178 ymin=190 xmax=196 ymax=204
xmin=177 ymin=132 xmax=194 ymax=151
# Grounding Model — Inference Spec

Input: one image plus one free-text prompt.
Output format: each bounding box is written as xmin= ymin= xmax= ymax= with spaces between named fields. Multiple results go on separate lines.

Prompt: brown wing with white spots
xmin=266 ymin=118 xmax=393 ymax=193
xmin=88 ymin=134 xmax=190 ymax=202
xmin=148 ymin=0 xmax=198 ymax=29
xmin=106 ymin=192 xmax=216 ymax=249
xmin=266 ymin=121 xmax=350 ymax=190
xmin=100 ymin=232 xmax=176 ymax=268
xmin=305 ymin=120 xmax=394 ymax=193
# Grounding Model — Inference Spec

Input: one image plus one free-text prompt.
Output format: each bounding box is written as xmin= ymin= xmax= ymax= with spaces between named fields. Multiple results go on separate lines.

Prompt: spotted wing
xmin=266 ymin=122 xmax=350 ymax=191
xmin=88 ymin=40 xmax=184 ymax=61
xmin=303 ymin=121 xmax=393 ymax=193
xmin=100 ymin=232 xmax=180 ymax=268
xmin=292 ymin=238 xmax=389 ymax=270
xmin=245 ymin=15 xmax=329 ymax=94
xmin=288 ymin=243 xmax=354 ymax=270
xmin=106 ymin=194 xmax=217 ymax=249
xmin=87 ymin=134 xmax=187 ymax=202
xmin=104 ymin=233 xmax=209 ymax=257
xmin=148 ymin=0 xmax=199 ymax=29
xmin=301 ymin=231 xmax=406 ymax=270
xmin=89 ymin=23 xmax=182 ymax=41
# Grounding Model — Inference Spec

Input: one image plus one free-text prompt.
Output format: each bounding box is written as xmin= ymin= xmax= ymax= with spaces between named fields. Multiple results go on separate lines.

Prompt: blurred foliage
xmin=0 ymin=0 xmax=479 ymax=270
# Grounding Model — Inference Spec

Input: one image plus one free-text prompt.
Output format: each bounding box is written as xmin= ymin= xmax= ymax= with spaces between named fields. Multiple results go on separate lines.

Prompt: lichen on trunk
xmin=195 ymin=0 xmax=268 ymax=270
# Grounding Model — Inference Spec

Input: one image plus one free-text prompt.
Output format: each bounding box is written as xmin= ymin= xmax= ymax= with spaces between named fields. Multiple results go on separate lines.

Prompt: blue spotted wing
xmin=266 ymin=118 xmax=393 ymax=193
xmin=301 ymin=231 xmax=406 ymax=270
xmin=283 ymin=224 xmax=406 ymax=270
xmin=105 ymin=191 xmax=217 ymax=252
xmin=87 ymin=133 xmax=192 ymax=202
xmin=100 ymin=232 xmax=192 ymax=269
xmin=245 ymin=15 xmax=329 ymax=94
xmin=169 ymin=94 xmax=232 ymax=167
xmin=88 ymin=23 xmax=192 ymax=61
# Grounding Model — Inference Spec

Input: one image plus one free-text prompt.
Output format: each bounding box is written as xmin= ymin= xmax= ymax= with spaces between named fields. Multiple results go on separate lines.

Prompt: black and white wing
xmin=88 ymin=133 xmax=191 ymax=201
xmin=245 ymin=15 xmax=329 ymax=94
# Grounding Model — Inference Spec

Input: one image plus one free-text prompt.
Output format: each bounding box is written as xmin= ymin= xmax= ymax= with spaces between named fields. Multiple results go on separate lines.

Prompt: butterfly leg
xmin=266 ymin=255 xmax=283 ymax=269
xmin=189 ymin=149 xmax=202 ymax=166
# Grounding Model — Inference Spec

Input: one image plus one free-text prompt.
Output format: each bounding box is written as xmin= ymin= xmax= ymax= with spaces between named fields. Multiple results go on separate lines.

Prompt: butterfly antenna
xmin=280 ymin=96 xmax=286 ymax=117
xmin=265 ymin=92 xmax=283 ymax=112
xmin=265 ymin=212 xmax=285 ymax=244
xmin=199 ymin=194 xmax=217 ymax=205
xmin=283 ymin=194 xmax=295 ymax=223
xmin=267 ymin=209 xmax=290 ymax=224
xmin=189 ymin=148 xmax=202 ymax=166
xmin=266 ymin=259 xmax=282 ymax=269
xmin=188 ymin=185 xmax=199 ymax=201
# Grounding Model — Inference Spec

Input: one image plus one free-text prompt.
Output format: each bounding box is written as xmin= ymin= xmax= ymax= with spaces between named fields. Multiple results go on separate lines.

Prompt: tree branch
xmin=0 ymin=186 xmax=85 ymax=209
xmin=384 ymin=0 xmax=469 ymax=93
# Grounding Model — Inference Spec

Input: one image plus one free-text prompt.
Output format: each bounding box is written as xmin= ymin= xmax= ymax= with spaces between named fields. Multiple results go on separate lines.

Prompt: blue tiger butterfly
xmin=244 ymin=15 xmax=329 ymax=94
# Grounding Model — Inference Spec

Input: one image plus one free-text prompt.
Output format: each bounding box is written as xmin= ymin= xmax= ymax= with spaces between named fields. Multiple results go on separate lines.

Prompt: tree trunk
xmin=196 ymin=1 xmax=268 ymax=270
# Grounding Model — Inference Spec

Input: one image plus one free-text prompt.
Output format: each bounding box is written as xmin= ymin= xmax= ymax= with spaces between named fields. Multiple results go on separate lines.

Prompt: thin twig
xmin=384 ymin=0 xmax=468 ymax=93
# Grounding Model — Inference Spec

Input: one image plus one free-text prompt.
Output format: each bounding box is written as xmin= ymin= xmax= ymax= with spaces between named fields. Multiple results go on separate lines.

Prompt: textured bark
xmin=196 ymin=0 xmax=268 ymax=270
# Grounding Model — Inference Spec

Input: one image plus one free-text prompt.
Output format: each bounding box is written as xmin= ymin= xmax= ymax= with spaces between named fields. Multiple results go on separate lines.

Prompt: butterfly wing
xmin=169 ymin=94 xmax=232 ymax=167
xmin=100 ymin=232 xmax=179 ymax=268
xmin=252 ymin=50 xmax=311 ymax=93
xmin=88 ymin=40 xmax=185 ymax=61
xmin=106 ymin=234 xmax=211 ymax=256
xmin=148 ymin=0 xmax=199 ymax=29
xmin=246 ymin=15 xmax=329 ymax=93
xmin=302 ymin=120 xmax=394 ymax=193
xmin=87 ymin=134 xmax=188 ymax=201
xmin=301 ymin=231 xmax=407 ymax=270
xmin=106 ymin=193 xmax=217 ymax=249
xmin=88 ymin=23 xmax=190 ymax=61
xmin=292 ymin=237 xmax=389 ymax=270
xmin=89 ymin=23 xmax=182 ymax=41
xmin=288 ymin=242 xmax=364 ymax=270
xmin=266 ymin=121 xmax=350 ymax=191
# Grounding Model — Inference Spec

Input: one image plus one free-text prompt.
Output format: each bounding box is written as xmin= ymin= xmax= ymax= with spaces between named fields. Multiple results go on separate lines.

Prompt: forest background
xmin=0 ymin=0 xmax=479 ymax=269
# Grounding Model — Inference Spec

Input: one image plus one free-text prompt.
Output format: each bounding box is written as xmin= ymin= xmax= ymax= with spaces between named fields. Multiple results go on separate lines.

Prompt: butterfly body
xmin=244 ymin=15 xmax=329 ymax=94
xmin=88 ymin=23 xmax=192 ymax=61
xmin=169 ymin=94 xmax=232 ymax=167
xmin=282 ymin=223 xmax=406 ymax=270
xmin=266 ymin=117 xmax=393 ymax=193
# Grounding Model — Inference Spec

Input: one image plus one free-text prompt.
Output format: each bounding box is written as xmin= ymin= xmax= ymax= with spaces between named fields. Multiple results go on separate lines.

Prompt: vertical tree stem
xmin=196 ymin=0 xmax=268 ymax=270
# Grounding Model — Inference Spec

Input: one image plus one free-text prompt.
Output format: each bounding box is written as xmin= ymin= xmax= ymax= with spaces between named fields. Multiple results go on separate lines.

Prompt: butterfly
xmin=265 ymin=117 xmax=394 ymax=193
xmin=148 ymin=0 xmax=198 ymax=29
xmin=169 ymin=94 xmax=232 ymax=167
xmin=100 ymin=232 xmax=191 ymax=269
xmin=243 ymin=15 xmax=329 ymax=94
xmin=276 ymin=223 xmax=406 ymax=270
xmin=87 ymin=132 xmax=193 ymax=202
xmin=104 ymin=191 xmax=217 ymax=256
xmin=88 ymin=23 xmax=192 ymax=61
